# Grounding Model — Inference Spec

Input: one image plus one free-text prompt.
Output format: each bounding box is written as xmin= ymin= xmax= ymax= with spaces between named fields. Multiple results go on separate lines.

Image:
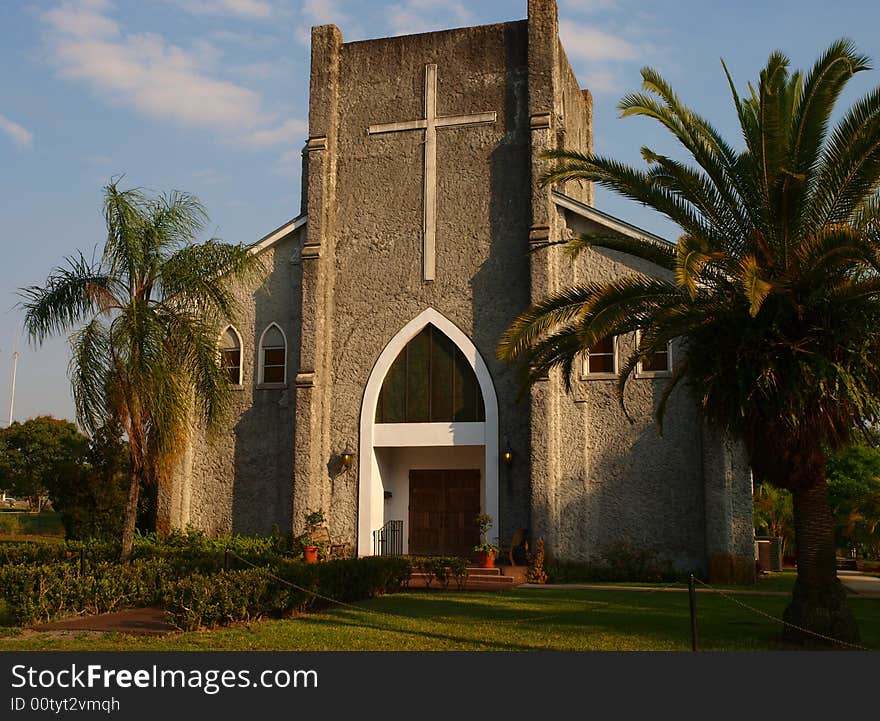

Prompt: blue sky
xmin=2 ymin=0 xmax=880 ymax=425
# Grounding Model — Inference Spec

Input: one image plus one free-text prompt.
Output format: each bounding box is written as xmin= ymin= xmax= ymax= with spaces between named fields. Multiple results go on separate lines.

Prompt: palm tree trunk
xmin=120 ymin=468 xmax=140 ymax=562
xmin=783 ymin=475 xmax=859 ymax=644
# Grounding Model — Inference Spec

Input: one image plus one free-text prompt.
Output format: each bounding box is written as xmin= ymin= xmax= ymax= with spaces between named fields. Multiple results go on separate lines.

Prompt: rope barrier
xmin=235 ymin=550 xmax=869 ymax=649
xmin=693 ymin=576 xmax=871 ymax=650
xmin=226 ymin=549 xmax=583 ymax=626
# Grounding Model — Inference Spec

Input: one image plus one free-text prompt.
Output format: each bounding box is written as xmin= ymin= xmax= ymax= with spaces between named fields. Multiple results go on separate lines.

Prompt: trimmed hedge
xmin=162 ymin=569 xmax=290 ymax=631
xmin=409 ymin=556 xmax=468 ymax=589
xmin=0 ymin=531 xmax=289 ymax=570
xmin=544 ymin=543 xmax=681 ymax=583
xmin=164 ymin=556 xmax=413 ymax=631
xmin=0 ymin=552 xmax=413 ymax=630
xmin=0 ymin=559 xmax=171 ymax=626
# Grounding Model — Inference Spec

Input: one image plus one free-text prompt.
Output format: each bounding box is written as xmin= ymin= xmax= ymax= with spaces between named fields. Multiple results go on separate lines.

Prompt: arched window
xmin=219 ymin=326 xmax=242 ymax=385
xmin=259 ymin=323 xmax=287 ymax=384
xmin=375 ymin=324 xmax=485 ymax=423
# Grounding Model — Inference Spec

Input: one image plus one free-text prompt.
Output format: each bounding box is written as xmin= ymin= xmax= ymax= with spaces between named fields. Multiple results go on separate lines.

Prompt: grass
xmin=1 ymin=585 xmax=877 ymax=652
xmin=0 ymin=511 xmax=64 ymax=538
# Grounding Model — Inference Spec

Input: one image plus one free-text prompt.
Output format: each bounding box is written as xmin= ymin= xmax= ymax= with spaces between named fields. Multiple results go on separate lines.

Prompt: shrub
xmin=544 ymin=542 xmax=680 ymax=583
xmin=409 ymin=556 xmax=467 ymax=589
xmin=163 ymin=569 xmax=290 ymax=631
xmin=0 ymin=558 xmax=171 ymax=626
xmin=526 ymin=538 xmax=548 ymax=584
xmin=0 ymin=529 xmax=290 ymax=571
xmin=163 ymin=556 xmax=413 ymax=630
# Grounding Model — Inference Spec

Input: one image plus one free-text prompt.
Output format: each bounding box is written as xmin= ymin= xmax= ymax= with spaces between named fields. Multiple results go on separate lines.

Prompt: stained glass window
xmin=376 ymin=325 xmax=485 ymax=423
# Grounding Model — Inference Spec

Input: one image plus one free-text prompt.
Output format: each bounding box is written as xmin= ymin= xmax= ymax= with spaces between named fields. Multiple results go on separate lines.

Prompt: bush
xmin=545 ymin=542 xmax=680 ymax=583
xmin=163 ymin=556 xmax=413 ymax=630
xmin=0 ymin=529 xmax=290 ymax=570
xmin=0 ymin=558 xmax=171 ymax=626
xmin=526 ymin=538 xmax=547 ymax=584
xmin=163 ymin=569 xmax=290 ymax=631
xmin=409 ymin=556 xmax=467 ymax=589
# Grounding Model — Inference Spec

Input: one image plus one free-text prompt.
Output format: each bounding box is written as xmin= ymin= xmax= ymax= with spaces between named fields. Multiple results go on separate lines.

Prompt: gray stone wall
xmin=309 ymin=19 xmax=536 ymax=548
xmin=164 ymin=231 xmax=303 ymax=536
xmin=557 ymin=212 xmax=705 ymax=569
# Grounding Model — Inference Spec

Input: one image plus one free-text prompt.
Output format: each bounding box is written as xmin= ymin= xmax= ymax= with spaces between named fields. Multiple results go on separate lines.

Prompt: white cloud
xmin=166 ymin=0 xmax=273 ymax=19
xmin=560 ymin=0 xmax=619 ymax=13
xmin=558 ymin=20 xmax=637 ymax=63
xmin=296 ymin=0 xmax=366 ymax=45
xmin=273 ymin=148 xmax=302 ymax=178
xmin=0 ymin=114 xmax=34 ymax=149
xmin=385 ymin=0 xmax=476 ymax=36
xmin=301 ymin=0 xmax=347 ymax=26
xmin=191 ymin=168 xmax=228 ymax=185
xmin=40 ymin=0 xmax=298 ymax=142
xmin=243 ymin=118 xmax=307 ymax=147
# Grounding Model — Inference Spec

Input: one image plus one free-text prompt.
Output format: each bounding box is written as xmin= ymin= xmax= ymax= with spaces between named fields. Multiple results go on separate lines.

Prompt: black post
xmin=224 ymin=547 xmax=230 ymax=572
xmin=688 ymin=572 xmax=698 ymax=652
xmin=79 ymin=547 xmax=86 ymax=578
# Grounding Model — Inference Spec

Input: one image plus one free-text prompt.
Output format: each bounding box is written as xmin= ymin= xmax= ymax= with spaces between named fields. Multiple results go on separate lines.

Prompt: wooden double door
xmin=408 ymin=469 xmax=481 ymax=556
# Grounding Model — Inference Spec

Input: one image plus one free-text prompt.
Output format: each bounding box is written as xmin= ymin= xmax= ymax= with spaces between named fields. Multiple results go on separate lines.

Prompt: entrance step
xmin=406 ymin=564 xmax=526 ymax=591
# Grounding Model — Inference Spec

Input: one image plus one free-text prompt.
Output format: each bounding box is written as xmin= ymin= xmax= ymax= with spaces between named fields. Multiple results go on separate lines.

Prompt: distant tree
xmin=20 ymin=180 xmax=263 ymax=559
xmin=753 ymin=482 xmax=794 ymax=557
xmin=48 ymin=423 xmax=131 ymax=541
xmin=826 ymin=445 xmax=880 ymax=558
xmin=0 ymin=416 xmax=89 ymax=511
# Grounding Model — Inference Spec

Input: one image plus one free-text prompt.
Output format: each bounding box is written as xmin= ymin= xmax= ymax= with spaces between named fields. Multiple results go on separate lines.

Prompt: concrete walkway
xmin=838 ymin=571 xmax=880 ymax=599
xmin=523 ymin=572 xmax=880 ymax=599
xmin=521 ymin=583 xmax=790 ymax=596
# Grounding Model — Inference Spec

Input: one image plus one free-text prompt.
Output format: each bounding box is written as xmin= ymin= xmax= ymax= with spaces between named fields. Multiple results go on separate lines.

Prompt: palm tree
xmin=20 ymin=180 xmax=263 ymax=560
xmin=498 ymin=40 xmax=880 ymax=644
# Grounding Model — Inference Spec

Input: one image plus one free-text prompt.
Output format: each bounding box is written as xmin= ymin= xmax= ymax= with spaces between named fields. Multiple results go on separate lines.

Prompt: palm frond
xmin=158 ymin=240 xmax=265 ymax=319
xmin=562 ymin=232 xmax=675 ymax=270
xmin=808 ymin=86 xmax=880 ymax=229
xmin=68 ymin=318 xmax=112 ymax=436
xmin=739 ymin=255 xmax=773 ymax=316
xmin=19 ymin=253 xmax=121 ymax=344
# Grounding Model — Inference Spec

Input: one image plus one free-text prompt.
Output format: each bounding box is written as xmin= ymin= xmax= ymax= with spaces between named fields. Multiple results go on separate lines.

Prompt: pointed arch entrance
xmin=358 ymin=308 xmax=499 ymax=556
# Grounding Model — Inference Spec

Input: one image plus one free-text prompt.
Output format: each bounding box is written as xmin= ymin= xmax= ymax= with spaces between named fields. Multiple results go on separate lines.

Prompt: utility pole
xmin=8 ymin=350 xmax=18 ymax=427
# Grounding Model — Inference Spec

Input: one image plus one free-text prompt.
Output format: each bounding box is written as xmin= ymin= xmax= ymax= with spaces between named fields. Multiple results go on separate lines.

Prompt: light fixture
xmin=341 ymin=448 xmax=354 ymax=469
xmin=502 ymin=441 xmax=513 ymax=466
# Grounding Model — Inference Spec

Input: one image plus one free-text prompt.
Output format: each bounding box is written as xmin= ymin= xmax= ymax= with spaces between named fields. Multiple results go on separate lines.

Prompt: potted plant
xmin=473 ymin=513 xmax=499 ymax=568
xmin=300 ymin=508 xmax=326 ymax=564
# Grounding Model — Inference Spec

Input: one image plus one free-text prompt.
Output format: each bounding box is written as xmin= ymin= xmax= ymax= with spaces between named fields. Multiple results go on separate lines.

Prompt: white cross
xmin=368 ymin=64 xmax=496 ymax=281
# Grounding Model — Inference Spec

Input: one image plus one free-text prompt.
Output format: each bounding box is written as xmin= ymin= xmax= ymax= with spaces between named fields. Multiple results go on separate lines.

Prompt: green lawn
xmin=0 ymin=511 xmax=64 ymax=538
xmin=1 ymin=585 xmax=877 ymax=652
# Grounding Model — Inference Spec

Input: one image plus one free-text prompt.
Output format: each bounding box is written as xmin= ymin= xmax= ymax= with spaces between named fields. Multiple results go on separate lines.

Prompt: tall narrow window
xmin=220 ymin=326 xmax=242 ymax=385
xmin=584 ymin=336 xmax=617 ymax=376
xmin=259 ymin=323 xmax=287 ymax=384
xmin=375 ymin=324 xmax=485 ymax=423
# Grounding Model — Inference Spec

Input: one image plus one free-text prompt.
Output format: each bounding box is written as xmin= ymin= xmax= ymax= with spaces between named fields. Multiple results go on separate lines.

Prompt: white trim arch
xmin=357 ymin=307 xmax=499 ymax=555
xmin=218 ymin=324 xmax=244 ymax=386
xmin=258 ymin=322 xmax=288 ymax=385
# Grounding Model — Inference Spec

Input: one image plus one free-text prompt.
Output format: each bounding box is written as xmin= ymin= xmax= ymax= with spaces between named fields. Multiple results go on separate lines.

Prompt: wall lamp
xmin=501 ymin=441 xmax=514 ymax=466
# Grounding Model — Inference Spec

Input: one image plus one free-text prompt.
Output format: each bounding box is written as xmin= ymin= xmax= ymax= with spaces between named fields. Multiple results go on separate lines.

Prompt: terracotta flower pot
xmin=478 ymin=550 xmax=496 ymax=568
xmin=304 ymin=545 xmax=319 ymax=564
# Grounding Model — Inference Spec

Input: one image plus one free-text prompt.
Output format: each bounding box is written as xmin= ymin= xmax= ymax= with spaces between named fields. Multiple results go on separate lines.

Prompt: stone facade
xmin=164 ymin=0 xmax=755 ymax=582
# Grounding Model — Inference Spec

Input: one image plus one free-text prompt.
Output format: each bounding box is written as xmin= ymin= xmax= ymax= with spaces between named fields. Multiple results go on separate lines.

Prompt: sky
xmin=2 ymin=0 xmax=880 ymax=426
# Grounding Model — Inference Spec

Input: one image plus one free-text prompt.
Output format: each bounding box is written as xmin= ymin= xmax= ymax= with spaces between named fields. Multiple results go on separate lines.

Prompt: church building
xmin=160 ymin=0 xmax=756 ymax=582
